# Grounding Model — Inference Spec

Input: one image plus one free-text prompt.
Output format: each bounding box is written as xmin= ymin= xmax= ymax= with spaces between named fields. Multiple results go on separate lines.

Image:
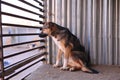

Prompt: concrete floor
xmin=24 ymin=64 xmax=120 ymax=80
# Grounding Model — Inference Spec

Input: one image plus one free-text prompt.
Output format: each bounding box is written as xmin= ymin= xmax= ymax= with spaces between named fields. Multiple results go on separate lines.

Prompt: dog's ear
xmin=49 ymin=22 xmax=54 ymax=27
xmin=48 ymin=22 xmax=56 ymax=31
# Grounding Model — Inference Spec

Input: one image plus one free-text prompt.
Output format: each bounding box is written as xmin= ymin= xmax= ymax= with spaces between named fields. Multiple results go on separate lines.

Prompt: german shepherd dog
xmin=41 ymin=22 xmax=98 ymax=73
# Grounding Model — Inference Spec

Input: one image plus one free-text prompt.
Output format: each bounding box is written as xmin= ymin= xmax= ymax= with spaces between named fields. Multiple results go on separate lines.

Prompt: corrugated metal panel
xmin=47 ymin=0 xmax=120 ymax=65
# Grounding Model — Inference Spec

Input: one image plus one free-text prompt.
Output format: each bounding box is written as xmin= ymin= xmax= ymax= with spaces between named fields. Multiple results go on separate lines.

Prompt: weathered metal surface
xmin=47 ymin=0 xmax=120 ymax=65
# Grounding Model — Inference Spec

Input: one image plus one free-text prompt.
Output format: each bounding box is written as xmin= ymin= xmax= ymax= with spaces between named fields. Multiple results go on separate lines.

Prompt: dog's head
xmin=42 ymin=22 xmax=56 ymax=36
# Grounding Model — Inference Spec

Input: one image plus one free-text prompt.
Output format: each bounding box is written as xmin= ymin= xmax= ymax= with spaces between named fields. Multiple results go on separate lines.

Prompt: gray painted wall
xmin=46 ymin=0 xmax=120 ymax=65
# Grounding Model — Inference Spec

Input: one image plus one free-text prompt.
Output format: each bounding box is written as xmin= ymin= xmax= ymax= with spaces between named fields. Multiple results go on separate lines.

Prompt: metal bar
xmin=4 ymin=53 xmax=46 ymax=70
xmin=119 ymin=0 xmax=120 ymax=65
xmin=77 ymin=0 xmax=82 ymax=38
xmin=82 ymin=0 xmax=87 ymax=45
xmin=71 ymin=0 xmax=77 ymax=35
xmin=108 ymin=0 xmax=113 ymax=65
xmin=2 ymin=23 xmax=43 ymax=29
xmin=92 ymin=0 xmax=97 ymax=64
xmin=114 ymin=0 xmax=119 ymax=65
xmin=1 ymin=1 xmax=45 ymax=18
xmin=2 ymin=12 xmax=44 ymax=24
xmin=6 ymin=58 xmax=45 ymax=80
xmin=19 ymin=0 xmax=44 ymax=12
xmin=42 ymin=0 xmax=47 ymax=63
xmin=66 ymin=0 xmax=71 ymax=32
xmin=98 ymin=0 xmax=103 ymax=65
xmin=2 ymin=33 xmax=41 ymax=37
xmin=34 ymin=0 xmax=44 ymax=6
xmin=2 ymin=52 xmax=47 ymax=77
xmin=3 ymin=39 xmax=45 ymax=48
xmin=0 ymin=0 xmax=4 ymax=79
xmin=47 ymin=0 xmax=53 ymax=64
xmin=86 ymin=0 xmax=92 ymax=65
xmin=4 ymin=46 xmax=46 ymax=59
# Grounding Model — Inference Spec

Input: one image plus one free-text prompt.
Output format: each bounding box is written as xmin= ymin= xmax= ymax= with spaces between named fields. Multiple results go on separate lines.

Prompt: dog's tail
xmin=81 ymin=66 xmax=99 ymax=74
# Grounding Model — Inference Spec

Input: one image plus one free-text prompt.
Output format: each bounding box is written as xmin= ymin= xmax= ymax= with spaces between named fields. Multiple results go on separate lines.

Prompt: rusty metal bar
xmin=2 ymin=23 xmax=42 ymax=29
xmin=34 ymin=0 xmax=44 ymax=6
xmin=4 ymin=52 xmax=47 ymax=70
xmin=0 ymin=52 xmax=47 ymax=78
xmin=3 ymin=39 xmax=45 ymax=48
xmin=47 ymin=0 xmax=53 ymax=64
xmin=2 ymin=33 xmax=41 ymax=37
xmin=4 ymin=46 xmax=45 ymax=59
xmin=1 ymin=1 xmax=44 ymax=18
xmin=0 ymin=0 xmax=4 ymax=79
xmin=5 ymin=58 xmax=46 ymax=80
xmin=2 ymin=12 xmax=44 ymax=24
xmin=19 ymin=0 xmax=44 ymax=12
xmin=0 ymin=0 xmax=46 ymax=79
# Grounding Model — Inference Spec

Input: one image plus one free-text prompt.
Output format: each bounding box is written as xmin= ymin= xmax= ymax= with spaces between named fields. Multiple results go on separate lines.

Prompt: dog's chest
xmin=52 ymin=37 xmax=65 ymax=52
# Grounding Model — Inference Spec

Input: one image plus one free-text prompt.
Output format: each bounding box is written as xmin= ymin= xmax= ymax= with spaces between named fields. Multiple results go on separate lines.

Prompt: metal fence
xmin=47 ymin=0 xmax=120 ymax=65
xmin=0 ymin=0 xmax=47 ymax=80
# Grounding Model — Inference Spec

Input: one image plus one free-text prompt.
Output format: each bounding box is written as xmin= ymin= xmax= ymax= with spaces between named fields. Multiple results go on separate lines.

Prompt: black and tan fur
xmin=41 ymin=22 xmax=98 ymax=73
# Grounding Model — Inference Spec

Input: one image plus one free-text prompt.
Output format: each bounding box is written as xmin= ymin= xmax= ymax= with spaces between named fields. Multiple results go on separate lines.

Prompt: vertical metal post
xmin=42 ymin=0 xmax=48 ymax=64
xmin=114 ymin=0 xmax=119 ymax=65
xmin=108 ymin=0 xmax=113 ymax=65
xmin=76 ymin=0 xmax=81 ymax=38
xmin=61 ymin=0 xmax=67 ymax=27
xmin=98 ymin=0 xmax=103 ymax=65
xmin=0 ymin=0 xmax=4 ymax=79
xmin=67 ymin=0 xmax=71 ymax=30
xmin=71 ymin=0 xmax=77 ymax=35
xmin=82 ymin=0 xmax=87 ymax=46
xmin=92 ymin=0 xmax=97 ymax=64
xmin=119 ymin=0 xmax=120 ymax=65
xmin=86 ymin=0 xmax=92 ymax=65
xmin=47 ymin=0 xmax=53 ymax=64
xmin=102 ymin=0 xmax=108 ymax=64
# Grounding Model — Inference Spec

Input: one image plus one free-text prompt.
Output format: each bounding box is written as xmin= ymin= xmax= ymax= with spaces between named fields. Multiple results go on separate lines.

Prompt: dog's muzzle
xmin=39 ymin=28 xmax=48 ymax=37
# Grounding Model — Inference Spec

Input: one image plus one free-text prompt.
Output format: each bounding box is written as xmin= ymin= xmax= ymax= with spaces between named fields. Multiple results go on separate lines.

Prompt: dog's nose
xmin=39 ymin=33 xmax=48 ymax=37
xmin=39 ymin=30 xmax=48 ymax=37
xmin=40 ymin=27 xmax=43 ymax=30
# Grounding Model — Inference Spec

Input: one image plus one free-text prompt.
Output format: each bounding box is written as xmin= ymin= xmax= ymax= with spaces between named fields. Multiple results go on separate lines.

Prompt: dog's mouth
xmin=39 ymin=32 xmax=48 ymax=37
xmin=39 ymin=28 xmax=48 ymax=37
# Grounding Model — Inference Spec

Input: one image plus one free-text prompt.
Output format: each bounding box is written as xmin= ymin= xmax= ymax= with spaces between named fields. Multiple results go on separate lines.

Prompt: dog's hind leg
xmin=53 ymin=49 xmax=63 ymax=68
xmin=78 ymin=60 xmax=94 ymax=73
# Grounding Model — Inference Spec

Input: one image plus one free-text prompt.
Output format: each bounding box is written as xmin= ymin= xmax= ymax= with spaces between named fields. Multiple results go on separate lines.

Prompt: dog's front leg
xmin=53 ymin=49 xmax=62 ymax=68
xmin=60 ymin=49 xmax=70 ymax=70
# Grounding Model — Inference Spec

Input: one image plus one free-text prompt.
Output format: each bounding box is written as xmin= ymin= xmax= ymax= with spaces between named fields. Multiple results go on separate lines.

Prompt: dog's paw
xmin=53 ymin=64 xmax=59 ymax=68
xmin=69 ymin=67 xmax=75 ymax=71
xmin=60 ymin=67 xmax=69 ymax=71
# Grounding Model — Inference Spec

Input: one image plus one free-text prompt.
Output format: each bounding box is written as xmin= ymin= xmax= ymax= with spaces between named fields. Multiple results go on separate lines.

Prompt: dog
xmin=41 ymin=22 xmax=98 ymax=73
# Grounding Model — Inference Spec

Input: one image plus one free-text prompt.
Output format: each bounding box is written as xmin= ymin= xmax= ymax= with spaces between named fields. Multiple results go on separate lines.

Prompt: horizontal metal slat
xmin=2 ymin=33 xmax=47 ymax=37
xmin=1 ymin=1 xmax=45 ymax=18
xmin=19 ymin=0 xmax=44 ymax=12
xmin=34 ymin=0 xmax=44 ymax=6
xmin=2 ymin=23 xmax=43 ymax=29
xmin=4 ymin=46 xmax=46 ymax=59
xmin=3 ymin=39 xmax=46 ymax=48
xmin=1 ymin=52 xmax=47 ymax=77
xmin=2 ymin=12 xmax=44 ymax=24
xmin=5 ymin=58 xmax=46 ymax=80
xmin=2 ymin=33 xmax=41 ymax=37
